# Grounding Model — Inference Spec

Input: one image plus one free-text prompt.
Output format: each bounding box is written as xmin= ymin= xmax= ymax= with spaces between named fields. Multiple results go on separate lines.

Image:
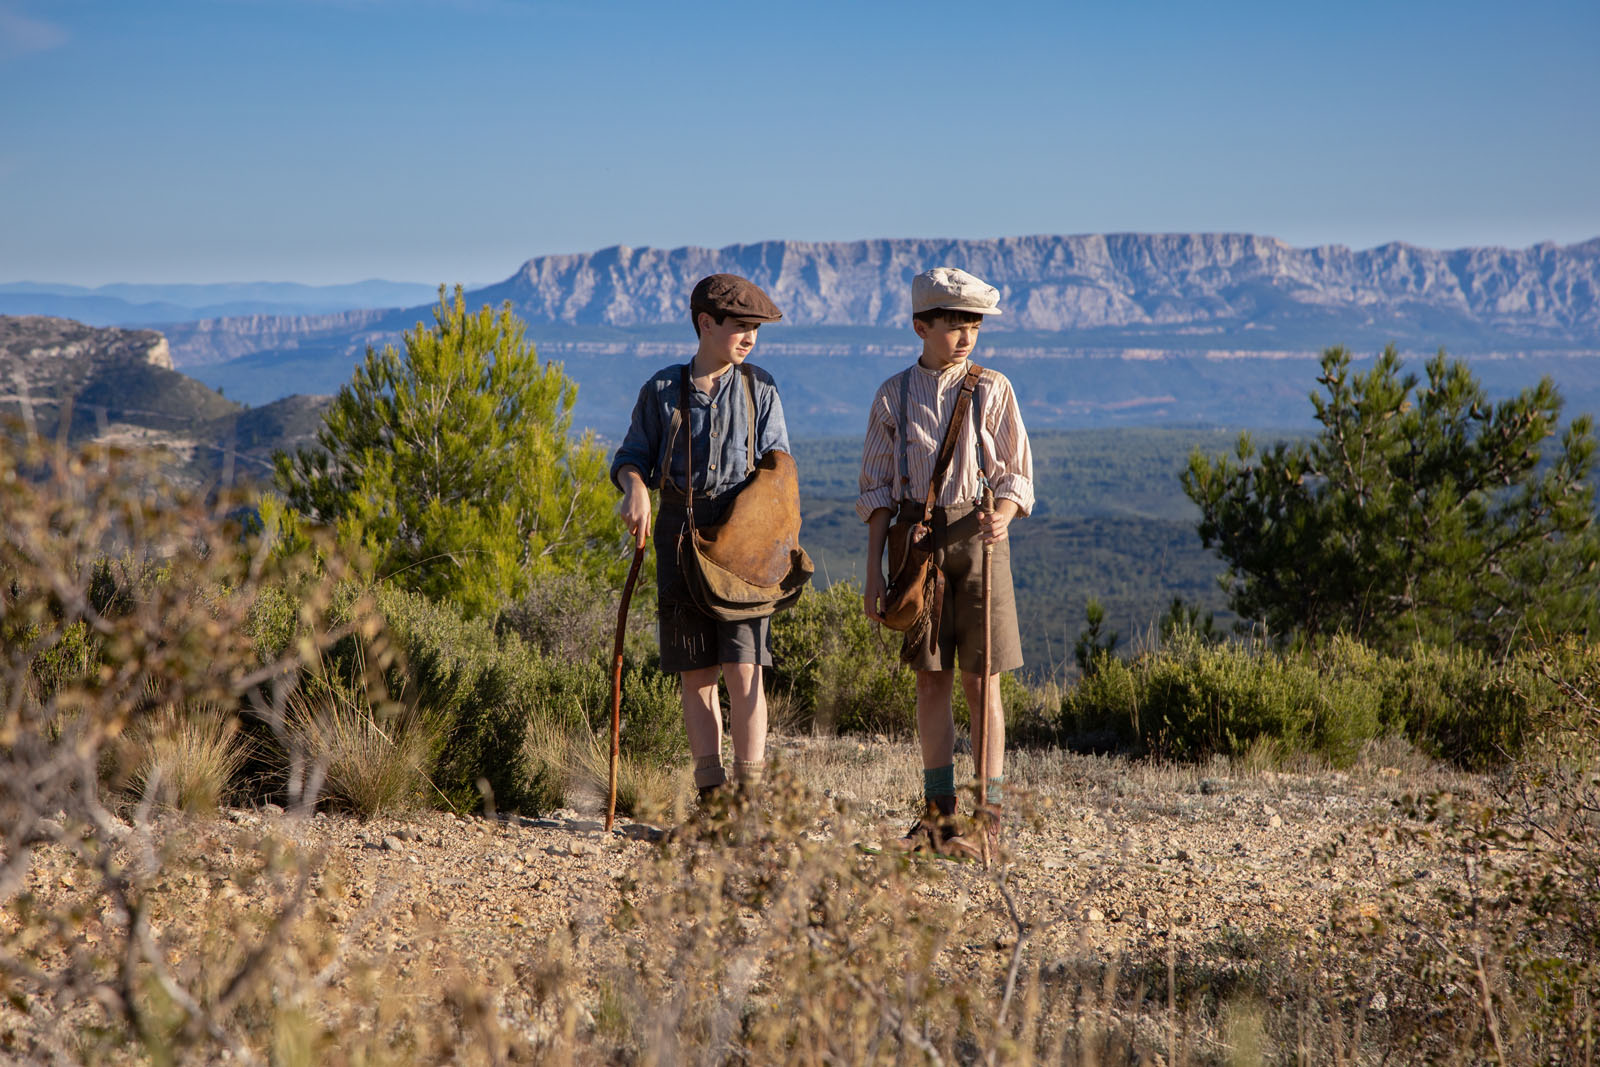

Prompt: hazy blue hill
xmin=0 ymin=280 xmax=441 ymax=327
xmin=74 ymin=362 xmax=242 ymax=431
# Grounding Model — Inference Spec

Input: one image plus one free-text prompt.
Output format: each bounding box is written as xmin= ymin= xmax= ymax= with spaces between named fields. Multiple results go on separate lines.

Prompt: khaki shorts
xmin=902 ymin=501 xmax=1024 ymax=675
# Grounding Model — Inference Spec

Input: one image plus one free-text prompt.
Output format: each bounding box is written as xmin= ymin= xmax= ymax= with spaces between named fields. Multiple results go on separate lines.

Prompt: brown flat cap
xmin=690 ymin=273 xmax=783 ymax=323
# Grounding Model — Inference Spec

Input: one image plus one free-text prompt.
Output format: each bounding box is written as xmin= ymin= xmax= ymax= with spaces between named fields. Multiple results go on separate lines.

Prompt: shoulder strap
xmin=921 ymin=362 xmax=984 ymax=522
xmin=896 ymin=368 xmax=913 ymax=497
xmin=678 ymin=364 xmax=695 ymax=518
xmin=741 ymin=363 xmax=756 ymax=476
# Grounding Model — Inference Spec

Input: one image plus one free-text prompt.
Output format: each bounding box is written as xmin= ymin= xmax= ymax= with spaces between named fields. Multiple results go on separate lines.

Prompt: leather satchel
xmin=675 ymin=364 xmax=814 ymax=622
xmin=880 ymin=363 xmax=984 ymax=646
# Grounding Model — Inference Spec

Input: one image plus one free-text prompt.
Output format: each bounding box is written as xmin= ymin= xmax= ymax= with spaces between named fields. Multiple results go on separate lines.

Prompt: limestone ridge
xmin=1 ymin=315 xmax=173 ymax=400
xmin=155 ymin=234 xmax=1600 ymax=372
xmin=0 ymin=315 xmax=326 ymax=486
xmin=475 ymin=234 xmax=1600 ymax=335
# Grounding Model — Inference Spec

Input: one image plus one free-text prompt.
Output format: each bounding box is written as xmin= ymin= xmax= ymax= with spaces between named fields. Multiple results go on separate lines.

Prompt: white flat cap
xmin=912 ymin=266 xmax=1003 ymax=316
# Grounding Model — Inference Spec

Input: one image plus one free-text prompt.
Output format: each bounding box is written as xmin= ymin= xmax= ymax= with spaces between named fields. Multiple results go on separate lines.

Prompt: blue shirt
xmin=610 ymin=362 xmax=791 ymax=499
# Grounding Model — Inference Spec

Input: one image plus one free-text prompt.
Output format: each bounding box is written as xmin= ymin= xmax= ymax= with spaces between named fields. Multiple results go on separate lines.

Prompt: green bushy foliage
xmin=1062 ymin=629 xmax=1579 ymax=766
xmin=272 ymin=288 xmax=629 ymax=618
xmin=1319 ymin=640 xmax=1548 ymax=768
xmin=314 ymin=583 xmax=683 ymax=815
xmin=498 ymin=568 xmax=655 ymax=665
xmin=769 ymin=580 xmax=916 ymax=735
xmin=1064 ymin=629 xmax=1383 ymax=763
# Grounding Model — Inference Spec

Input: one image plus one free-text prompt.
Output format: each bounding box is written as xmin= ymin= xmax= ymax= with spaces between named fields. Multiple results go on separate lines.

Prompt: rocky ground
xmin=4 ymin=735 xmax=1489 ymax=1062
xmin=288 ymin=737 xmax=1467 ymax=957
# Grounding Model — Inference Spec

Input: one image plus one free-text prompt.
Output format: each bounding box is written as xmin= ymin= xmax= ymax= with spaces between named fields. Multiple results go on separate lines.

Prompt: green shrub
xmin=1061 ymin=629 xmax=1578 ymax=767
xmin=313 ymin=584 xmax=684 ymax=815
xmin=28 ymin=619 xmax=99 ymax=704
xmin=770 ymin=581 xmax=916 ymax=736
xmin=1063 ymin=629 xmax=1385 ymax=764
xmin=498 ymin=569 xmax=655 ymax=665
xmin=1371 ymin=642 xmax=1568 ymax=767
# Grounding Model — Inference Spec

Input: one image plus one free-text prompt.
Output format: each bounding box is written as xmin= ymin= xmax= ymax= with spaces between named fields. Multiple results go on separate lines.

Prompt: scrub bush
xmin=769 ymin=580 xmax=916 ymax=735
xmin=1062 ymin=629 xmax=1582 ymax=766
xmin=321 ymin=583 xmax=683 ymax=815
xmin=1063 ymin=629 xmax=1384 ymax=763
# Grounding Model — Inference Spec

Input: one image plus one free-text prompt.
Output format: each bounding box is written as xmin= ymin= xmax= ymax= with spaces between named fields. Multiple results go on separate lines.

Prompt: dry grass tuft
xmin=133 ymin=704 xmax=250 ymax=813
xmin=525 ymin=715 xmax=688 ymax=822
xmin=285 ymin=679 xmax=439 ymax=816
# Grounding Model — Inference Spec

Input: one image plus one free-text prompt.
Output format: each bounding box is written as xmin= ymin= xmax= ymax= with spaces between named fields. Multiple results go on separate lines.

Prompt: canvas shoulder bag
xmin=675 ymin=364 xmax=814 ymax=622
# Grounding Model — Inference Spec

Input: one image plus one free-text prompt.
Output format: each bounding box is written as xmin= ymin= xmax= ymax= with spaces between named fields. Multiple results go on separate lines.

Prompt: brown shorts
xmin=901 ymin=501 xmax=1024 ymax=675
xmin=655 ymin=491 xmax=773 ymax=674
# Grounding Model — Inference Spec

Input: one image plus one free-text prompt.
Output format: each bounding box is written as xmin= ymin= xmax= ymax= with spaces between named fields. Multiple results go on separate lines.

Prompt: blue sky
xmin=2 ymin=0 xmax=1597 ymax=286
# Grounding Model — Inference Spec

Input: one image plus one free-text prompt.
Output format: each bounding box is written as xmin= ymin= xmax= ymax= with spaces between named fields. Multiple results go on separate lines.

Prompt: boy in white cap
xmin=857 ymin=267 xmax=1034 ymax=855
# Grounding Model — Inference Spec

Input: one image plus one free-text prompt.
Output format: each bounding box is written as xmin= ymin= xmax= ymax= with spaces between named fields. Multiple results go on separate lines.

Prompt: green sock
xmin=986 ymin=776 xmax=1005 ymax=807
xmin=923 ymin=764 xmax=956 ymax=802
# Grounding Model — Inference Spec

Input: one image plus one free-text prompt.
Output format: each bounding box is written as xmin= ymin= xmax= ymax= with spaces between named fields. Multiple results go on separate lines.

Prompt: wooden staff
xmin=607 ymin=545 xmax=646 ymax=833
xmin=978 ymin=482 xmax=995 ymax=870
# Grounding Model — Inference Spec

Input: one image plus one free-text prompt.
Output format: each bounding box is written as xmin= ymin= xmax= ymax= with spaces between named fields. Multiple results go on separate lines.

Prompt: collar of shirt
xmin=912 ymin=359 xmax=976 ymax=384
xmin=688 ymin=364 xmax=737 ymax=400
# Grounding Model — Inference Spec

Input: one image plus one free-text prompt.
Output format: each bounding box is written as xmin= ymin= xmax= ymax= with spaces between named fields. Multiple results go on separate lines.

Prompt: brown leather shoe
xmin=888 ymin=796 xmax=978 ymax=858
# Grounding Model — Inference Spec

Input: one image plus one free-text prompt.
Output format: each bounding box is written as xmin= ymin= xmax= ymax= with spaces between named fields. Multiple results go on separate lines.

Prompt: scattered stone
xmin=1085 ymin=907 xmax=1105 ymax=923
xmin=262 ymin=803 xmax=284 ymax=815
xmin=381 ymin=836 xmax=405 ymax=852
xmin=1268 ymin=815 xmax=1283 ymax=829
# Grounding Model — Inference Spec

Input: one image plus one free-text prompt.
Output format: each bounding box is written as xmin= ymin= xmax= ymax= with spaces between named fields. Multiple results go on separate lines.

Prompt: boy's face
xmin=696 ymin=313 xmax=763 ymax=370
xmin=914 ymin=314 xmax=983 ymax=370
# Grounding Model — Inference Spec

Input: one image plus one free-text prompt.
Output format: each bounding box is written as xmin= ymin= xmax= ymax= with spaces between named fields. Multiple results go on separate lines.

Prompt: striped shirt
xmin=856 ymin=360 xmax=1035 ymax=522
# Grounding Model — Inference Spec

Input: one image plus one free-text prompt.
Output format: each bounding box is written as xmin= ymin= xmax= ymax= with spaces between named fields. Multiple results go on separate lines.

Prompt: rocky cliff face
xmin=163 ymin=308 xmax=395 ymax=366
xmin=0 ymin=315 xmax=174 ymax=399
xmin=473 ymin=233 xmax=1600 ymax=335
xmin=154 ymin=234 xmax=1600 ymax=376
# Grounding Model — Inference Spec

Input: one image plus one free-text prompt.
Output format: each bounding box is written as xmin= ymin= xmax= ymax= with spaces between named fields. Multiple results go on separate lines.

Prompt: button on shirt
xmin=611 ymin=362 xmax=791 ymax=499
xmin=857 ymin=360 xmax=1035 ymax=521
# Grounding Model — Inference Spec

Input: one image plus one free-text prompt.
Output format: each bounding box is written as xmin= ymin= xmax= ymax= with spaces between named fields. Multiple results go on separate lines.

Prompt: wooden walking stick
xmin=607 ymin=544 xmax=646 ymax=833
xmin=978 ymin=480 xmax=995 ymax=870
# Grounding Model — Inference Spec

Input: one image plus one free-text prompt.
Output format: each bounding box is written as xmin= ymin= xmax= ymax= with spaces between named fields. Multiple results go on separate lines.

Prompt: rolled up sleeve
xmin=610 ymin=381 xmax=663 ymax=491
xmin=985 ymin=375 xmax=1035 ymax=515
xmin=856 ymin=385 xmax=898 ymax=521
xmin=755 ymin=373 xmax=790 ymax=457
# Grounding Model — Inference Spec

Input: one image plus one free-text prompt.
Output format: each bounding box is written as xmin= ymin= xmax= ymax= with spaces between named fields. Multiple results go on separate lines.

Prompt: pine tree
xmin=1182 ymin=346 xmax=1600 ymax=654
xmin=273 ymin=287 xmax=627 ymax=616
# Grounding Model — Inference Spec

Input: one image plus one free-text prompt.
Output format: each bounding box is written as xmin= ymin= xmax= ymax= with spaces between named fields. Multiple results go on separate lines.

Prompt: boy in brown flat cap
xmin=611 ymin=274 xmax=794 ymax=800
xmin=858 ymin=266 xmax=1034 ymax=856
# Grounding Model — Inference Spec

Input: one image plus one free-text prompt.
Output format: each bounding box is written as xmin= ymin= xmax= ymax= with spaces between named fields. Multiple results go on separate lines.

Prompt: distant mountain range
xmin=0 ymin=279 xmax=442 ymax=327
xmin=6 ymin=234 xmax=1599 ymax=436
xmin=470 ymin=233 xmax=1600 ymax=336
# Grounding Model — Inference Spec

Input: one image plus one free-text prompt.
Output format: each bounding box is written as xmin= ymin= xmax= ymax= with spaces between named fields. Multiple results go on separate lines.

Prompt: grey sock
xmin=693 ymin=754 xmax=727 ymax=790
